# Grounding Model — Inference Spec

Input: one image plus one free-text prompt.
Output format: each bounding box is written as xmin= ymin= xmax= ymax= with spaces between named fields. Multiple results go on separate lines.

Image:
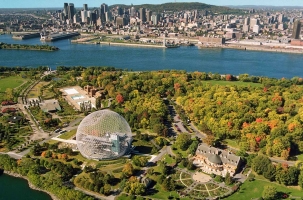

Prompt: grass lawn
xmin=58 ymin=129 xmax=76 ymax=139
xmin=0 ymin=75 xmax=28 ymax=92
xmin=27 ymin=81 xmax=49 ymax=98
xmin=297 ymin=154 xmax=303 ymax=161
xmin=172 ymin=146 xmax=188 ymax=158
xmin=132 ymin=139 xmax=154 ymax=154
xmin=226 ymin=179 xmax=303 ymax=200
xmin=47 ymin=140 xmax=60 ymax=145
xmin=224 ymin=139 xmax=240 ymax=149
xmin=203 ymin=80 xmax=262 ymax=88
xmin=149 ymin=184 xmax=183 ymax=199
xmin=162 ymin=154 xmax=176 ymax=165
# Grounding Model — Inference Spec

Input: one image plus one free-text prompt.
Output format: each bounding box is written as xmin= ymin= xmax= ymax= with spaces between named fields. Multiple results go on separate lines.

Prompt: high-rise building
xmin=244 ymin=17 xmax=250 ymax=25
xmin=146 ymin=10 xmax=152 ymax=22
xmin=116 ymin=16 xmax=127 ymax=27
xmin=73 ymin=14 xmax=80 ymax=23
xmin=278 ymin=14 xmax=284 ymax=23
xmin=68 ymin=3 xmax=75 ymax=21
xmin=101 ymin=3 xmax=108 ymax=14
xmin=151 ymin=13 xmax=160 ymax=25
xmin=292 ymin=20 xmax=301 ymax=39
xmin=253 ymin=25 xmax=260 ymax=33
xmin=130 ymin=6 xmax=136 ymax=17
xmin=250 ymin=18 xmax=259 ymax=27
xmin=105 ymin=12 xmax=112 ymax=22
xmin=63 ymin=3 xmax=68 ymax=18
xmin=83 ymin=4 xmax=88 ymax=11
xmin=81 ymin=10 xmax=88 ymax=23
xmin=139 ymin=8 xmax=146 ymax=22
xmin=90 ymin=12 xmax=97 ymax=25
xmin=117 ymin=6 xmax=123 ymax=16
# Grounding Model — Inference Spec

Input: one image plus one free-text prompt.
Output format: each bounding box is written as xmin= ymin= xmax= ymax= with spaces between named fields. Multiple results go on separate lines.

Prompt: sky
xmin=1 ymin=0 xmax=303 ymax=8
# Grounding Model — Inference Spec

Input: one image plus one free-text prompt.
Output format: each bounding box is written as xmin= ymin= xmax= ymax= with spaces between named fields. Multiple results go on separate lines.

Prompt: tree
xmin=187 ymin=160 xmax=195 ymax=170
xmin=262 ymin=186 xmax=277 ymax=200
xmin=252 ymin=155 xmax=271 ymax=175
xmin=132 ymin=156 xmax=148 ymax=167
xmin=103 ymin=184 xmax=111 ymax=196
xmin=122 ymin=163 xmax=134 ymax=177
xmin=5 ymin=88 xmax=13 ymax=100
xmin=95 ymin=97 xmax=101 ymax=109
xmin=263 ymin=164 xmax=276 ymax=181
xmin=162 ymin=177 xmax=175 ymax=191
xmin=175 ymin=133 xmax=191 ymax=151
xmin=287 ymin=166 xmax=299 ymax=185
xmin=204 ymin=135 xmax=218 ymax=146
xmin=281 ymin=149 xmax=290 ymax=160
xmin=225 ymin=172 xmax=233 ymax=185
xmin=299 ymin=170 xmax=303 ymax=189
xmin=116 ymin=93 xmax=124 ymax=104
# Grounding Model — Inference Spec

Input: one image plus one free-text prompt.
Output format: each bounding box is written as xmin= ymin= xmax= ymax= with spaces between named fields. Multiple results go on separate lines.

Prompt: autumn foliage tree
xmin=116 ymin=93 xmax=124 ymax=104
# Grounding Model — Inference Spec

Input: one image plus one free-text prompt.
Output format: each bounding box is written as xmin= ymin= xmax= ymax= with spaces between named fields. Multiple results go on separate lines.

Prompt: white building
xmin=253 ymin=25 xmax=260 ymax=33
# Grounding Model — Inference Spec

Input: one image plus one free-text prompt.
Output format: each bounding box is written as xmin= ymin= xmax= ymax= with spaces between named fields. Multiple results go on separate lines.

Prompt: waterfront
xmin=1 ymin=34 xmax=303 ymax=78
xmin=0 ymin=173 xmax=52 ymax=200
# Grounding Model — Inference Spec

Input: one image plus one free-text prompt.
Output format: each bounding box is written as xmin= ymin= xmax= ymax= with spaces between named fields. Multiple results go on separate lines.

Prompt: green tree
xmin=122 ymin=163 xmax=134 ymax=177
xmin=252 ymin=155 xmax=271 ymax=175
xmin=5 ymin=88 xmax=13 ymax=100
xmin=175 ymin=133 xmax=191 ymax=151
xmin=299 ymin=170 xmax=303 ymax=189
xmin=263 ymin=164 xmax=276 ymax=181
xmin=162 ymin=177 xmax=175 ymax=191
xmin=262 ymin=186 xmax=277 ymax=200
xmin=225 ymin=172 xmax=233 ymax=185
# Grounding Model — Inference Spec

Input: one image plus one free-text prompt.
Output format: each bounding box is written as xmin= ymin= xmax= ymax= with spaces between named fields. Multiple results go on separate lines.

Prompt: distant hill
xmin=109 ymin=2 xmax=244 ymax=14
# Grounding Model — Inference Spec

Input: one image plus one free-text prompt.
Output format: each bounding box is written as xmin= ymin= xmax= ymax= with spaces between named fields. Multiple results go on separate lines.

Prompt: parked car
xmin=54 ymin=128 xmax=61 ymax=133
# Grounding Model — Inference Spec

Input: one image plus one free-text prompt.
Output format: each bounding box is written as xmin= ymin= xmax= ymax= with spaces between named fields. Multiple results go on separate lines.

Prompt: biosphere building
xmin=76 ymin=110 xmax=132 ymax=160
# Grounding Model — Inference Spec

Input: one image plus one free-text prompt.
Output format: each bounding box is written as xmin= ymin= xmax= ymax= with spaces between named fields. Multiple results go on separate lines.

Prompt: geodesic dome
xmin=76 ymin=110 xmax=132 ymax=160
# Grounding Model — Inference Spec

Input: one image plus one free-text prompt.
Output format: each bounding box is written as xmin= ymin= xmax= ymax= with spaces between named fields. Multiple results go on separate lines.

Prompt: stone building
xmin=193 ymin=143 xmax=241 ymax=177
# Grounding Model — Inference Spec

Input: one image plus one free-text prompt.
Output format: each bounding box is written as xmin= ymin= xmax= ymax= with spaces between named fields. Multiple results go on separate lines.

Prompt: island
xmin=0 ymin=43 xmax=59 ymax=51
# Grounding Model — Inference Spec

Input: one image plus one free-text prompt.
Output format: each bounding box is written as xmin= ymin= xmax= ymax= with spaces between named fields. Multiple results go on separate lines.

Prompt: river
xmin=0 ymin=34 xmax=303 ymax=78
xmin=0 ymin=173 xmax=52 ymax=200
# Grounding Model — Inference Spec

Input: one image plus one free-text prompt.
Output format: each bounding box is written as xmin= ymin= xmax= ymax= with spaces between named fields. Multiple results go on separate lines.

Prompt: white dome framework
xmin=76 ymin=110 xmax=132 ymax=160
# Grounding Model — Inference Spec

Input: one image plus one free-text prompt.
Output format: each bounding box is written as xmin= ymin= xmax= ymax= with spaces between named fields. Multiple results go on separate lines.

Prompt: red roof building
xmin=2 ymin=107 xmax=16 ymax=113
xmin=1 ymin=100 xmax=15 ymax=106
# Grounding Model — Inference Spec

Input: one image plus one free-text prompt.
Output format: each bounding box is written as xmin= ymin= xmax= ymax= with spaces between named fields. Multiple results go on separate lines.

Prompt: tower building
xmin=292 ymin=20 xmax=301 ymax=39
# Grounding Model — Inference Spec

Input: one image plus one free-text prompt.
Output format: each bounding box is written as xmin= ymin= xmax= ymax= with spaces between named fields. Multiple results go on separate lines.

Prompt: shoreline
xmin=73 ymin=39 xmax=303 ymax=54
xmin=3 ymin=171 xmax=59 ymax=200
xmin=0 ymin=48 xmax=58 ymax=51
xmin=72 ymin=40 xmax=166 ymax=48
xmin=223 ymin=44 xmax=303 ymax=54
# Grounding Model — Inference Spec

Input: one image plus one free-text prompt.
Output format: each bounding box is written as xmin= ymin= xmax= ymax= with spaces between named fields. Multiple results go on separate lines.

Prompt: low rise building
xmin=193 ymin=143 xmax=241 ymax=177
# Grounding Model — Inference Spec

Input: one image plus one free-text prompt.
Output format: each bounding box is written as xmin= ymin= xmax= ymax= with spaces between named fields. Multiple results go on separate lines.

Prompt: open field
xmin=226 ymin=179 xmax=303 ymax=200
xmin=58 ymin=129 xmax=76 ymax=140
xmin=297 ymin=154 xmax=303 ymax=161
xmin=202 ymin=80 xmax=263 ymax=87
xmin=27 ymin=81 xmax=49 ymax=98
xmin=224 ymin=139 xmax=240 ymax=149
xmin=0 ymin=75 xmax=28 ymax=92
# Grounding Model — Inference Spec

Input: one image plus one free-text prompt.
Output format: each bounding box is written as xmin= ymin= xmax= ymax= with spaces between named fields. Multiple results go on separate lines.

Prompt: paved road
xmin=75 ymin=187 xmax=115 ymax=200
xmin=149 ymin=146 xmax=168 ymax=164
xmin=171 ymin=106 xmax=296 ymax=166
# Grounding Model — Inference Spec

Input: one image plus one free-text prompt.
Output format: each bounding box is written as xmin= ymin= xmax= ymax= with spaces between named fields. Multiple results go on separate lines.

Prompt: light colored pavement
xmin=75 ymin=187 xmax=114 ymax=200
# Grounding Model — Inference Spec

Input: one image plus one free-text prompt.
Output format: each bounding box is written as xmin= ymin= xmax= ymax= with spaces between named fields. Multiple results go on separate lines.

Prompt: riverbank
xmin=3 ymin=171 xmax=59 ymax=200
xmin=224 ymin=44 xmax=303 ymax=54
xmin=72 ymin=40 xmax=166 ymax=48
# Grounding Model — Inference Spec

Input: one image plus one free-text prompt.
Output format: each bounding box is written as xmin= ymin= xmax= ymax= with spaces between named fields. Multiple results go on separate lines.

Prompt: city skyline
xmin=1 ymin=0 xmax=303 ymax=8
